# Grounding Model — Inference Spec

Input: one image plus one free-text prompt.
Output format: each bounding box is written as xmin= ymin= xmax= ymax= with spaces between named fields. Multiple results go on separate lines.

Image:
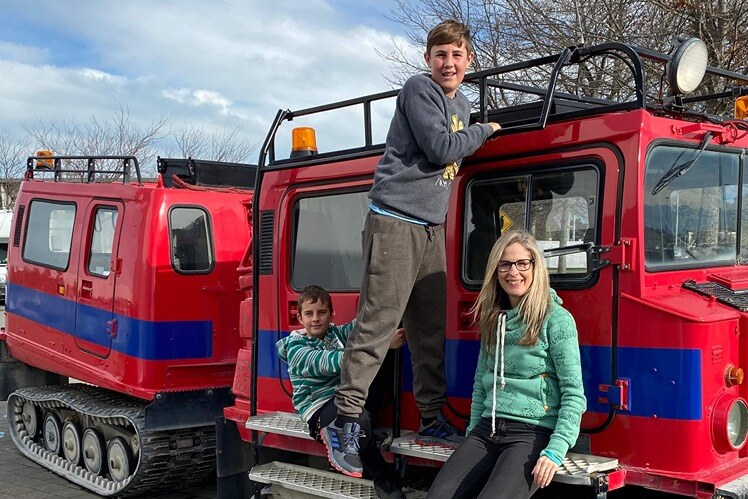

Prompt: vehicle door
xmin=448 ymin=147 xmax=621 ymax=431
xmin=74 ymin=200 xmax=123 ymax=357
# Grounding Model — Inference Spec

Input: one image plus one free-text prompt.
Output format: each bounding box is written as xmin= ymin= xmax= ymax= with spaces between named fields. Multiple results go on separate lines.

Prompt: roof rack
xmin=26 ymin=155 xmax=142 ymax=185
xmin=157 ymin=157 xmax=256 ymax=189
xmin=259 ymin=41 xmax=748 ymax=170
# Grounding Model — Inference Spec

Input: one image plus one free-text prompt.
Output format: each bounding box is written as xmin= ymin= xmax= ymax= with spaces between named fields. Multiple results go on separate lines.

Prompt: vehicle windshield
xmin=644 ymin=144 xmax=746 ymax=270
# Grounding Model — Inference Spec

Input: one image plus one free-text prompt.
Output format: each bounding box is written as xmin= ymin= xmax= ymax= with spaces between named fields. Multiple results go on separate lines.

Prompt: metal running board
xmin=246 ymin=411 xmax=313 ymax=440
xmin=389 ymin=433 xmax=618 ymax=486
xmin=247 ymin=413 xmax=620 ymax=488
xmin=250 ymin=461 xmax=376 ymax=499
xmin=554 ymin=453 xmax=620 ymax=485
xmin=389 ymin=434 xmax=453 ymax=461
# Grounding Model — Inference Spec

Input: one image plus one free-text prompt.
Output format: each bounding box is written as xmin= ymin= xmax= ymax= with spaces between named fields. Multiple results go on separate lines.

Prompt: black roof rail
xmin=26 ymin=155 xmax=142 ymax=185
xmin=259 ymin=41 xmax=748 ymax=170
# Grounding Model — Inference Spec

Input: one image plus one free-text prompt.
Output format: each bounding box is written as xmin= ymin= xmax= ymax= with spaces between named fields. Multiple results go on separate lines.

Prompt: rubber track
xmin=7 ymin=384 xmax=216 ymax=497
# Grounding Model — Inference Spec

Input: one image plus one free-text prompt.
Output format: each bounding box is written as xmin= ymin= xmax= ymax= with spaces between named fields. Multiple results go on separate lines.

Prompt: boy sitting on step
xmin=276 ymin=285 xmax=406 ymax=499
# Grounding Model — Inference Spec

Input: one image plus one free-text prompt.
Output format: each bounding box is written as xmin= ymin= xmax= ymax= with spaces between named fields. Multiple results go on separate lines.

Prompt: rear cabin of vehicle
xmin=1 ymin=157 xmax=254 ymax=496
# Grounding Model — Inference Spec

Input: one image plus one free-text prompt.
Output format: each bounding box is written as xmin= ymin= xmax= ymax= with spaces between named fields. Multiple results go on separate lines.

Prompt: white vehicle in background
xmin=0 ymin=209 xmax=12 ymax=303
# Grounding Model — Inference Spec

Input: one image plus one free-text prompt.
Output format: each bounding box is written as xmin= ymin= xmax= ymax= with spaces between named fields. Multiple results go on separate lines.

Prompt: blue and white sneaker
xmin=415 ymin=412 xmax=465 ymax=448
xmin=320 ymin=421 xmax=364 ymax=477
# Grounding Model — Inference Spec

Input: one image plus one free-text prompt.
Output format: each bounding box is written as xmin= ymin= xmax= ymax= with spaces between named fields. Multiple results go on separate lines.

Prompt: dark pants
xmin=336 ymin=211 xmax=447 ymax=419
xmin=309 ymin=398 xmax=388 ymax=480
xmin=426 ymin=418 xmax=553 ymax=499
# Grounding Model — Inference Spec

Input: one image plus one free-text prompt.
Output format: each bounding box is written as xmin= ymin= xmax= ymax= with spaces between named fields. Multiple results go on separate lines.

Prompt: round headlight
xmin=666 ymin=38 xmax=708 ymax=95
xmin=727 ymin=399 xmax=748 ymax=448
xmin=713 ymin=395 xmax=748 ymax=453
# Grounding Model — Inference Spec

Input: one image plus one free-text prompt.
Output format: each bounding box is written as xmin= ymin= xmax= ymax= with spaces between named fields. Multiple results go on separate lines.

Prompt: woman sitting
xmin=427 ymin=230 xmax=586 ymax=499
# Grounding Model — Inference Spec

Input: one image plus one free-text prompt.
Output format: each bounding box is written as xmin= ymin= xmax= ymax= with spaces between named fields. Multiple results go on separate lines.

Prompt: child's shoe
xmin=320 ymin=421 xmax=364 ymax=477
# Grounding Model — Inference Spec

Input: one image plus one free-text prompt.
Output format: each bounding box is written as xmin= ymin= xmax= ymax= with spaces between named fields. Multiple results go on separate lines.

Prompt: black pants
xmin=309 ymin=398 xmax=388 ymax=480
xmin=426 ymin=418 xmax=553 ymax=499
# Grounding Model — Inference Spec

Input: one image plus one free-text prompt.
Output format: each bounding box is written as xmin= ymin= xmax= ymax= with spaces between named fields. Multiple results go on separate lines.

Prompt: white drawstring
xmin=491 ymin=312 xmax=506 ymax=437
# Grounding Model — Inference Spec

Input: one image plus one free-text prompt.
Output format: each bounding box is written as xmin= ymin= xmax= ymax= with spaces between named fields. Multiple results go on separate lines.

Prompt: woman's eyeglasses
xmin=497 ymin=259 xmax=534 ymax=272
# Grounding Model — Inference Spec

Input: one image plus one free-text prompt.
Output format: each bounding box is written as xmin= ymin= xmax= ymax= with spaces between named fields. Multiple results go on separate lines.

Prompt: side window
xmin=87 ymin=207 xmax=118 ymax=277
xmin=23 ymin=200 xmax=76 ymax=270
xmin=464 ymin=167 xmax=599 ymax=286
xmin=291 ymin=191 xmax=369 ymax=291
xmin=170 ymin=207 xmax=213 ymax=273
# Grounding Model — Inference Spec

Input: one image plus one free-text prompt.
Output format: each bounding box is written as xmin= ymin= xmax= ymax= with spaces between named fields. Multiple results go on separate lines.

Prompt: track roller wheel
xmin=43 ymin=412 xmax=62 ymax=455
xmin=62 ymin=418 xmax=82 ymax=465
xmin=82 ymin=428 xmax=106 ymax=475
xmin=107 ymin=436 xmax=132 ymax=482
xmin=21 ymin=401 xmax=40 ymax=437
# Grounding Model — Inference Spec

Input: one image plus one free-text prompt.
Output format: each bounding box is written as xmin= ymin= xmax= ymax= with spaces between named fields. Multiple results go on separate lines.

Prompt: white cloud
xmin=0 ymin=0 xmax=421 ymax=157
xmin=0 ymin=41 xmax=49 ymax=65
xmin=78 ymin=68 xmax=126 ymax=85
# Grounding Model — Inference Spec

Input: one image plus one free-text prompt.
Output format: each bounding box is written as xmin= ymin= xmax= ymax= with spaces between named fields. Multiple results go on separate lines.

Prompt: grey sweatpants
xmin=335 ymin=211 xmax=447 ymax=419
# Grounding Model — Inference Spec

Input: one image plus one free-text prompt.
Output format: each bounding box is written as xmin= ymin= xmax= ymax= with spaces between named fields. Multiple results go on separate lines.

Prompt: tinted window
xmin=291 ymin=191 xmax=369 ymax=291
xmin=87 ymin=207 xmax=118 ymax=277
xmin=464 ymin=168 xmax=598 ymax=284
xmin=23 ymin=200 xmax=76 ymax=270
xmin=170 ymin=207 xmax=213 ymax=273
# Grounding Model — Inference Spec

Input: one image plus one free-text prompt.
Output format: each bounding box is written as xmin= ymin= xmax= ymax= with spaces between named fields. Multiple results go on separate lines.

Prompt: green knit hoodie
xmin=276 ymin=320 xmax=355 ymax=423
xmin=468 ymin=289 xmax=585 ymax=459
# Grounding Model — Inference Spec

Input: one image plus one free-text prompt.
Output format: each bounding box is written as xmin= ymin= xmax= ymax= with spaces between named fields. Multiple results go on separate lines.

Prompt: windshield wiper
xmin=651 ymin=131 xmax=713 ymax=196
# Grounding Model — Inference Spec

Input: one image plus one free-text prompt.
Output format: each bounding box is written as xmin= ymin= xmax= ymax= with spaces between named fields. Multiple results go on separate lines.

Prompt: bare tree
xmin=385 ymin=0 xmax=748 ymax=113
xmin=167 ymin=124 xmax=258 ymax=163
xmin=0 ymin=130 xmax=32 ymax=209
xmin=25 ymin=104 xmax=170 ymax=179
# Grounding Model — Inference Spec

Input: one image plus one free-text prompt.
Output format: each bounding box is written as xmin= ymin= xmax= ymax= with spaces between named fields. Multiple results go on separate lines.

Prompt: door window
xmin=463 ymin=167 xmax=599 ymax=286
xmin=87 ymin=207 xmax=118 ymax=277
xmin=291 ymin=191 xmax=369 ymax=291
xmin=23 ymin=200 xmax=76 ymax=270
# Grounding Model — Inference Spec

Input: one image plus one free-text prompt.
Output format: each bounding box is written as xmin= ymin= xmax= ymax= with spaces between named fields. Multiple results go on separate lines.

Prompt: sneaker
xmin=373 ymin=476 xmax=405 ymax=499
xmin=320 ymin=421 xmax=364 ymax=477
xmin=415 ymin=412 xmax=465 ymax=448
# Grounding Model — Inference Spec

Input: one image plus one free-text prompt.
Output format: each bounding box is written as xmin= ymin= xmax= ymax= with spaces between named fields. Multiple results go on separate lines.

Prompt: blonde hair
xmin=471 ymin=230 xmax=551 ymax=351
xmin=426 ymin=19 xmax=474 ymax=56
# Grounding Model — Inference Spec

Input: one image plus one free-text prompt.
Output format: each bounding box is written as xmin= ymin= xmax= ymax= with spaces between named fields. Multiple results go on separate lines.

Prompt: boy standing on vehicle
xmin=277 ymin=285 xmax=406 ymax=498
xmin=323 ymin=19 xmax=502 ymax=474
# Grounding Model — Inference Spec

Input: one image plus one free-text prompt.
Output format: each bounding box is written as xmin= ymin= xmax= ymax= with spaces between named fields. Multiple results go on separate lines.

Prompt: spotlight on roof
xmin=666 ymin=37 xmax=708 ymax=95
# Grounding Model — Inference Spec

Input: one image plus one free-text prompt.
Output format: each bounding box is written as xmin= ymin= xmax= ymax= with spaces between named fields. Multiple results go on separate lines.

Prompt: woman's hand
xmin=531 ymin=455 xmax=559 ymax=489
xmin=389 ymin=328 xmax=407 ymax=349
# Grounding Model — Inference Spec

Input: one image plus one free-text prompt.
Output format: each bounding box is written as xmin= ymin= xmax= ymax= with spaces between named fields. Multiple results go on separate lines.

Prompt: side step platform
xmin=250 ymin=461 xmax=381 ymax=499
xmin=247 ymin=411 xmax=623 ymax=498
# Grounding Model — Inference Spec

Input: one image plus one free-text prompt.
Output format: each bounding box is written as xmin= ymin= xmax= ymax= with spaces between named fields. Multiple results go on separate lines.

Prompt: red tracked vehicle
xmin=223 ymin=39 xmax=748 ymax=499
xmin=1 ymin=157 xmax=254 ymax=496
xmin=4 ymin=38 xmax=748 ymax=499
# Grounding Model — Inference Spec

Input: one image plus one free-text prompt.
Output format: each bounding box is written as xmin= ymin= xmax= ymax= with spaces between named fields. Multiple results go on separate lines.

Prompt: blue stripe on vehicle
xmin=6 ymin=282 xmax=212 ymax=360
xmin=260 ymin=329 xmax=702 ymax=420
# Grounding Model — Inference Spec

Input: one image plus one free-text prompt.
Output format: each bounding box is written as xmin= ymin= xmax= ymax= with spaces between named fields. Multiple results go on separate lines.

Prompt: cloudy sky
xmin=0 ymin=0 xmax=422 ymax=161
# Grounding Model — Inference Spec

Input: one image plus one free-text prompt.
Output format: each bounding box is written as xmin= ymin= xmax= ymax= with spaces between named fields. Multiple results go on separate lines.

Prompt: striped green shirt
xmin=276 ymin=320 xmax=355 ymax=422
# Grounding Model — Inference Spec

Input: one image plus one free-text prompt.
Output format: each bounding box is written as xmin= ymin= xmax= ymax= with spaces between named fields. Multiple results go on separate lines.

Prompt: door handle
xmin=81 ymin=280 xmax=93 ymax=299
